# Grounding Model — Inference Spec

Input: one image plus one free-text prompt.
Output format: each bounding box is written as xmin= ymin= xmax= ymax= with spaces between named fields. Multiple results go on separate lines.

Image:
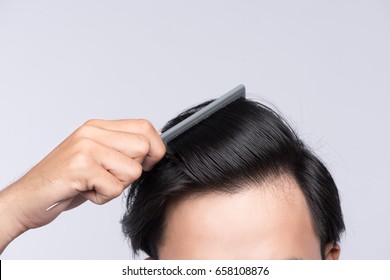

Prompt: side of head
xmin=121 ymin=98 xmax=345 ymax=259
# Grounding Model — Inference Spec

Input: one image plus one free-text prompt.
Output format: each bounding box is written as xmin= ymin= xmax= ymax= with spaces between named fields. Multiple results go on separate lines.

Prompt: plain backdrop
xmin=0 ymin=0 xmax=389 ymax=259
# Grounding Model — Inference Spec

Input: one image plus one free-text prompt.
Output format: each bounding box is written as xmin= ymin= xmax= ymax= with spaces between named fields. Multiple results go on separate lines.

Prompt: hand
xmin=0 ymin=119 xmax=166 ymax=253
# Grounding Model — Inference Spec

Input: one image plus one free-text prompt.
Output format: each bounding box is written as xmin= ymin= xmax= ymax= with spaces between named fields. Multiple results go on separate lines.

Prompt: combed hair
xmin=121 ymin=98 xmax=345 ymax=259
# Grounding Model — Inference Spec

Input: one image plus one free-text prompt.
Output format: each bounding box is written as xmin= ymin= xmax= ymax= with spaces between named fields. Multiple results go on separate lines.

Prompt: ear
xmin=324 ymin=243 xmax=341 ymax=260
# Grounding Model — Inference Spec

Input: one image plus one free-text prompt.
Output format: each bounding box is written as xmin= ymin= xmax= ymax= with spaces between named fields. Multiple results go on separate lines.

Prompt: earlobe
xmin=324 ymin=243 xmax=341 ymax=260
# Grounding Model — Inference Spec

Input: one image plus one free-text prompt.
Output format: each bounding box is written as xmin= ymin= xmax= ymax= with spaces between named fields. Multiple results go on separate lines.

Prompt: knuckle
xmin=111 ymin=183 xmax=124 ymax=198
xmin=84 ymin=119 xmax=99 ymax=126
xmin=68 ymin=151 xmax=93 ymax=171
xmin=134 ymin=135 xmax=150 ymax=155
xmin=129 ymin=162 xmax=143 ymax=180
xmin=73 ymin=124 xmax=94 ymax=139
xmin=106 ymin=177 xmax=125 ymax=198
xmin=73 ymin=137 xmax=95 ymax=153
xmin=136 ymin=119 xmax=155 ymax=133
xmin=67 ymin=138 xmax=98 ymax=171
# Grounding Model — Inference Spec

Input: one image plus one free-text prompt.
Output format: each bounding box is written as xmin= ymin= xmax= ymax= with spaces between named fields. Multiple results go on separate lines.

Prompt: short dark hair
xmin=121 ymin=98 xmax=345 ymax=259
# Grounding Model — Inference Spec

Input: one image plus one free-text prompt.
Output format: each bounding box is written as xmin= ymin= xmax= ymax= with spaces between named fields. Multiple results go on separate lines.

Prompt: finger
xmin=83 ymin=119 xmax=166 ymax=170
xmin=75 ymin=138 xmax=144 ymax=186
xmin=72 ymin=125 xmax=151 ymax=165
xmin=94 ymin=143 xmax=144 ymax=186
xmin=79 ymin=164 xmax=129 ymax=205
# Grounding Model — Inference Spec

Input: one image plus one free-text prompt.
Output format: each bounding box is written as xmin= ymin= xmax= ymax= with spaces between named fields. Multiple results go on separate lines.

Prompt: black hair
xmin=121 ymin=98 xmax=345 ymax=259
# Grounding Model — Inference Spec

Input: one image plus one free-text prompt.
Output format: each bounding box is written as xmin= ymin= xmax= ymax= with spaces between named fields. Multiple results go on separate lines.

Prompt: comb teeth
xmin=161 ymin=85 xmax=246 ymax=153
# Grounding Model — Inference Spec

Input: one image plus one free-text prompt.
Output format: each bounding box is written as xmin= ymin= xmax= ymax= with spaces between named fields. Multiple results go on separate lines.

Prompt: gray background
xmin=0 ymin=0 xmax=389 ymax=259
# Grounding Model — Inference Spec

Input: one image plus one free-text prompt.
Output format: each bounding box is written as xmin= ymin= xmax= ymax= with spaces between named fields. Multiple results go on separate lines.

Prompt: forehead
xmin=158 ymin=175 xmax=321 ymax=259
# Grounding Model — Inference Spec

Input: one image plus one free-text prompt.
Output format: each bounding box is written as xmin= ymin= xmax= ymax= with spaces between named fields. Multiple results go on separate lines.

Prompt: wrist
xmin=0 ymin=183 xmax=29 ymax=254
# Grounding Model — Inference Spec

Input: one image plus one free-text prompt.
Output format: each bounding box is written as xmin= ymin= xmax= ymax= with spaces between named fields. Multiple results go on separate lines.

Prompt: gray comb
xmin=161 ymin=84 xmax=246 ymax=153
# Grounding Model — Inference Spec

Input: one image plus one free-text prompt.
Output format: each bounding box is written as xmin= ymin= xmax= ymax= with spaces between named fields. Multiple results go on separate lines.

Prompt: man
xmin=122 ymin=98 xmax=345 ymax=259
xmin=0 ymin=97 xmax=344 ymax=259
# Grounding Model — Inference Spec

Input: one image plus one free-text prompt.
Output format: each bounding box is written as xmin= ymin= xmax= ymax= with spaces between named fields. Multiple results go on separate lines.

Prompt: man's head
xmin=122 ymin=98 xmax=345 ymax=259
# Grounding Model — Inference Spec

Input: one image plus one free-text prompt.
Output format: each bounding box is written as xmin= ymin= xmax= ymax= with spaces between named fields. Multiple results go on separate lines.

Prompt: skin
xmin=0 ymin=119 xmax=166 ymax=254
xmin=159 ymin=175 xmax=341 ymax=260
